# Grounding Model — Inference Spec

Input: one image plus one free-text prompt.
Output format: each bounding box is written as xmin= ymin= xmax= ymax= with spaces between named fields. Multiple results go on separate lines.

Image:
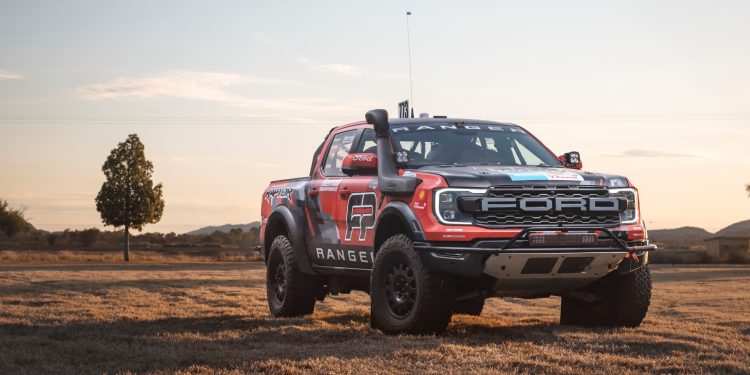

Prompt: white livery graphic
xmin=345 ymin=192 xmax=377 ymax=241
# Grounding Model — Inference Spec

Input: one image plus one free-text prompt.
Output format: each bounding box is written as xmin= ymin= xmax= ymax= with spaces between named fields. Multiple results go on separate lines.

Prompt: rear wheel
xmin=454 ymin=296 xmax=485 ymax=316
xmin=370 ymin=234 xmax=455 ymax=334
xmin=560 ymin=265 xmax=651 ymax=327
xmin=266 ymin=235 xmax=321 ymax=317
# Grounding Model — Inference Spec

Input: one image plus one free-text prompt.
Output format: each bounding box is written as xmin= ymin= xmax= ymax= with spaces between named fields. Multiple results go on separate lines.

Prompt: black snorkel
xmin=365 ymin=109 xmax=417 ymax=196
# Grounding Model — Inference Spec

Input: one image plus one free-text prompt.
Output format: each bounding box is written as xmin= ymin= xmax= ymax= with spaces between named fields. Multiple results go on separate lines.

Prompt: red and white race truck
xmin=260 ymin=109 xmax=656 ymax=334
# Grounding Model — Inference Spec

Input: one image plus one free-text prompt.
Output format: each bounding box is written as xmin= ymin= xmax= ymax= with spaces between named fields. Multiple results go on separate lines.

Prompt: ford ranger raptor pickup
xmin=260 ymin=109 xmax=656 ymax=334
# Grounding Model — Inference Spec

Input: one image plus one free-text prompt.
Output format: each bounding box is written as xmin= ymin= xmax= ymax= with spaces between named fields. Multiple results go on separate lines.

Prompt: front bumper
xmin=415 ymin=226 xmax=657 ymax=293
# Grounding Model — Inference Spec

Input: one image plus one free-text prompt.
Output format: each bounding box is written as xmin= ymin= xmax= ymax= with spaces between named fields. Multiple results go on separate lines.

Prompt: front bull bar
xmin=413 ymin=226 xmax=658 ymax=255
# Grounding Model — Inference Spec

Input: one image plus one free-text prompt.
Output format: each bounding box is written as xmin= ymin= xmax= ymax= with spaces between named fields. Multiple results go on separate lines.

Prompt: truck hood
xmin=415 ymin=165 xmax=630 ymax=188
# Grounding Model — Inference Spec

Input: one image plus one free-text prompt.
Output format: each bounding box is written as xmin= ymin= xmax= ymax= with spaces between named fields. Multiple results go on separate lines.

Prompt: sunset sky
xmin=1 ymin=0 xmax=749 ymax=233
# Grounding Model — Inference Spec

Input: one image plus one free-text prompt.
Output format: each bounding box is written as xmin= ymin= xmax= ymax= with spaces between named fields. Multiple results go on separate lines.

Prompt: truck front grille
xmin=474 ymin=212 xmax=621 ymax=227
xmin=474 ymin=186 xmax=622 ymax=228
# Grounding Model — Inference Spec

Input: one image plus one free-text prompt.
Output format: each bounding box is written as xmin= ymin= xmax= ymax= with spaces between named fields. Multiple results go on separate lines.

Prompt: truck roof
xmin=334 ymin=117 xmax=520 ymax=131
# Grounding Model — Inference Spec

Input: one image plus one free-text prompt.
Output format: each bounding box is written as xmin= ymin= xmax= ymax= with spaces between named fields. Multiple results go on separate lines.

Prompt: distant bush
xmin=79 ymin=228 xmax=101 ymax=247
xmin=0 ymin=200 xmax=35 ymax=237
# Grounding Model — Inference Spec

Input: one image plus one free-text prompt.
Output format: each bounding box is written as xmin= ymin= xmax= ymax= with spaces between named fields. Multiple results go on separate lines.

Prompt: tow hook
xmin=625 ymin=252 xmax=639 ymax=263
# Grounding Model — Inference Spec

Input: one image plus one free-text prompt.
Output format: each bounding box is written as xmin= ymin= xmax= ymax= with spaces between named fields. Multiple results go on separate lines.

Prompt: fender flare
xmin=374 ymin=201 xmax=426 ymax=250
xmin=265 ymin=205 xmax=316 ymax=275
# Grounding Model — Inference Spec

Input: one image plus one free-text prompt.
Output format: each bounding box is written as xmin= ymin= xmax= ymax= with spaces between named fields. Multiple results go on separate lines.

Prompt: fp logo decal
xmin=345 ymin=192 xmax=376 ymax=241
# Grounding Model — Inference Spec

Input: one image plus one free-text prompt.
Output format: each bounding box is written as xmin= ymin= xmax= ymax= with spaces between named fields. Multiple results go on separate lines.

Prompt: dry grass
xmin=0 ymin=250 xmax=258 ymax=263
xmin=0 ymin=263 xmax=748 ymax=374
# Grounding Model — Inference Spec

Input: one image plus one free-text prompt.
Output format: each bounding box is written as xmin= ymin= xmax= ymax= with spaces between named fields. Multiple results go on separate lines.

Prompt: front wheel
xmin=560 ymin=265 xmax=652 ymax=327
xmin=370 ymin=234 xmax=455 ymax=334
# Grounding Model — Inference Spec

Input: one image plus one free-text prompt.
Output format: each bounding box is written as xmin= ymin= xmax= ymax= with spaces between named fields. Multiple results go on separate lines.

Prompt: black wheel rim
xmin=272 ymin=261 xmax=286 ymax=304
xmin=385 ymin=262 xmax=416 ymax=319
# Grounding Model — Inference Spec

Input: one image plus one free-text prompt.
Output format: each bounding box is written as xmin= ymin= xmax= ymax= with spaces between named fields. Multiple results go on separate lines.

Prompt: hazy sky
xmin=1 ymin=0 xmax=749 ymax=233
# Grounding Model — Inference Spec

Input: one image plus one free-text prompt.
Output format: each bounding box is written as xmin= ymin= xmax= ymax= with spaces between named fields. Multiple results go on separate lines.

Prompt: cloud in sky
xmin=0 ymin=70 xmax=25 ymax=80
xmin=300 ymin=59 xmax=363 ymax=76
xmin=78 ymin=70 xmax=289 ymax=100
xmin=313 ymin=63 xmax=364 ymax=76
xmin=613 ymin=149 xmax=700 ymax=158
xmin=77 ymin=70 xmax=357 ymax=112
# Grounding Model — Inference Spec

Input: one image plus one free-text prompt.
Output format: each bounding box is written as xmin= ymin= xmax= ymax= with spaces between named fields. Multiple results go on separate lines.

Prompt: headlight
xmin=610 ymin=188 xmax=639 ymax=224
xmin=434 ymin=188 xmax=486 ymax=225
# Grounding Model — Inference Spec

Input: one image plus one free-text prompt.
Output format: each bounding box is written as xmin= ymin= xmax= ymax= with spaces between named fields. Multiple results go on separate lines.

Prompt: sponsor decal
xmin=319 ymin=178 xmax=343 ymax=192
xmin=500 ymin=170 xmax=584 ymax=182
xmin=403 ymin=171 xmax=417 ymax=177
xmin=413 ymin=189 xmax=427 ymax=210
xmin=315 ymin=247 xmax=375 ymax=264
xmin=352 ymin=154 xmax=374 ymax=162
xmin=345 ymin=192 xmax=377 ymax=241
xmin=391 ymin=124 xmax=524 ymax=133
xmin=264 ymin=187 xmax=293 ymax=202
xmin=442 ymin=234 xmax=466 ymax=239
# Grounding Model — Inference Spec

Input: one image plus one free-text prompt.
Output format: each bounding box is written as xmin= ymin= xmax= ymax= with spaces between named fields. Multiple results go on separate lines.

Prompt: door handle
xmin=339 ymin=186 xmax=351 ymax=198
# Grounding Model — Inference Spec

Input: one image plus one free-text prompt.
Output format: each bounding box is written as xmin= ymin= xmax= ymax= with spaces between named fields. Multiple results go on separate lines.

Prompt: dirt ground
xmin=0 ymin=263 xmax=748 ymax=375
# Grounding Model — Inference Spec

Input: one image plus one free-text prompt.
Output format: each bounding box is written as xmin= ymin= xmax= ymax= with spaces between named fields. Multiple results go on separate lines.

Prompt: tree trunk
xmin=124 ymin=226 xmax=130 ymax=262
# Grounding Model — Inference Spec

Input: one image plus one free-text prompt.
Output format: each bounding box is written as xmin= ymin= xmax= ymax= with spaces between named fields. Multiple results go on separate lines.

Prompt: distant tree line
xmin=1 ymin=198 xmax=259 ymax=250
xmin=1 ymin=224 xmax=259 ymax=251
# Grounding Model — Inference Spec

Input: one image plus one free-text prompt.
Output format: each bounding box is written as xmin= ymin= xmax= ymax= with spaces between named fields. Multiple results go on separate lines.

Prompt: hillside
xmin=649 ymin=226 xmax=713 ymax=243
xmin=715 ymin=219 xmax=750 ymax=238
xmin=186 ymin=222 xmax=260 ymax=235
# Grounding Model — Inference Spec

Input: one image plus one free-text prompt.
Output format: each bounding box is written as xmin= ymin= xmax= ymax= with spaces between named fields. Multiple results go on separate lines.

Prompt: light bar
xmin=528 ymin=232 xmax=599 ymax=247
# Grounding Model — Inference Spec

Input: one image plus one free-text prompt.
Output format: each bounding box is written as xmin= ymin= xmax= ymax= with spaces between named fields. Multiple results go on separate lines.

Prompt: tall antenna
xmin=406 ymin=11 xmax=414 ymax=117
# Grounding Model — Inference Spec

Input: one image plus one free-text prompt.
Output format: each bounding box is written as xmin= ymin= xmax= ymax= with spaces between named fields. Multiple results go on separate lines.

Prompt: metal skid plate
xmin=482 ymin=251 xmax=626 ymax=296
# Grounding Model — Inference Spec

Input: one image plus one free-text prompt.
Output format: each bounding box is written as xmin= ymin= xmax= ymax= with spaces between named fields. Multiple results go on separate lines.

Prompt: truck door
xmin=335 ymin=128 xmax=379 ymax=268
xmin=305 ymin=129 xmax=361 ymax=267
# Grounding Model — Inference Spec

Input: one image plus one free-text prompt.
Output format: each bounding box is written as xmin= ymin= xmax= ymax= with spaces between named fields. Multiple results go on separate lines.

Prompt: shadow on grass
xmin=0 ymin=262 xmax=261 ymax=273
xmin=0 ymin=310 xmax=738 ymax=374
xmin=0 ymin=277 xmax=265 ymax=296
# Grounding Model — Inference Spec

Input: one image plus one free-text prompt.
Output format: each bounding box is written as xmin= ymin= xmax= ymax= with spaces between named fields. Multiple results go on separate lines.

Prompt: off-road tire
xmin=266 ymin=235 xmax=321 ymax=317
xmin=453 ymin=296 xmax=485 ymax=316
xmin=370 ymin=234 xmax=455 ymax=335
xmin=560 ymin=265 xmax=652 ymax=327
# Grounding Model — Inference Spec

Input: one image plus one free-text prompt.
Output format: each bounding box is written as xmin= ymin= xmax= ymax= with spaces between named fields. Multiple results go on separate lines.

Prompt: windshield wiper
xmin=429 ymin=163 xmax=467 ymax=168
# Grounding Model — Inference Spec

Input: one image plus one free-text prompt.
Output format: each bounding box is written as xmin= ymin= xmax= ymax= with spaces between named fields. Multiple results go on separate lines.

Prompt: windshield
xmin=389 ymin=123 xmax=563 ymax=168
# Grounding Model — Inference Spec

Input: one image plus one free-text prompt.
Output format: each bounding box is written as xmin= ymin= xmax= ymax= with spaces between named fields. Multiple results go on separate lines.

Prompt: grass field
xmin=0 ymin=263 xmax=748 ymax=374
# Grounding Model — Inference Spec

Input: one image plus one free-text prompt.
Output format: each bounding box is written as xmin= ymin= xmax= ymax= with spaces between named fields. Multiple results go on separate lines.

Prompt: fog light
xmin=443 ymin=210 xmax=456 ymax=220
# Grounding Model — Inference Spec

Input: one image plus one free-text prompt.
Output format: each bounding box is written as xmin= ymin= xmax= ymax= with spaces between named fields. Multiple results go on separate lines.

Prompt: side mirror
xmin=342 ymin=153 xmax=378 ymax=176
xmin=559 ymin=151 xmax=582 ymax=169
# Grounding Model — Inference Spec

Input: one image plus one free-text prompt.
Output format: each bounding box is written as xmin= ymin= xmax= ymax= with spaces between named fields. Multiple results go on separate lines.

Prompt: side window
xmin=322 ymin=130 xmax=357 ymax=176
xmin=356 ymin=129 xmax=377 ymax=154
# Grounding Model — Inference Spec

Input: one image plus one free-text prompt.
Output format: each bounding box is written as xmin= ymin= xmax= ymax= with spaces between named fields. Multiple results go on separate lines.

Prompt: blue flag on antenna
xmin=406 ymin=11 xmax=412 ymax=15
